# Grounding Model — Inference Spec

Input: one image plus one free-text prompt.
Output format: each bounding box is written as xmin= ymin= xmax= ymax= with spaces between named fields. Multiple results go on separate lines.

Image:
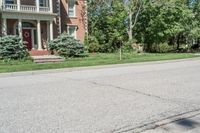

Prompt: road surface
xmin=0 ymin=58 xmax=200 ymax=133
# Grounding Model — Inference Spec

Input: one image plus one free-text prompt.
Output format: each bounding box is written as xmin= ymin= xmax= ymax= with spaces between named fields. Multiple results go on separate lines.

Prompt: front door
xmin=22 ymin=29 xmax=32 ymax=51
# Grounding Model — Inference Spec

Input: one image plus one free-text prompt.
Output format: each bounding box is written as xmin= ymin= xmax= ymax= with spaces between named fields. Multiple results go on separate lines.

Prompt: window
xmin=5 ymin=0 xmax=15 ymax=4
xmin=68 ymin=26 xmax=77 ymax=39
xmin=68 ymin=0 xmax=76 ymax=17
xmin=40 ymin=0 xmax=48 ymax=7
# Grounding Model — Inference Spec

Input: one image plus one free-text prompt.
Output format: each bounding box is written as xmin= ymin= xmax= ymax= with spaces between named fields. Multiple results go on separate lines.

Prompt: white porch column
xmin=2 ymin=18 xmax=7 ymax=35
xmin=18 ymin=19 xmax=22 ymax=38
xmin=37 ymin=20 xmax=42 ymax=50
xmin=17 ymin=0 xmax=20 ymax=11
xmin=50 ymin=20 xmax=53 ymax=41
xmin=49 ymin=0 xmax=53 ymax=13
xmin=36 ymin=0 xmax=40 ymax=12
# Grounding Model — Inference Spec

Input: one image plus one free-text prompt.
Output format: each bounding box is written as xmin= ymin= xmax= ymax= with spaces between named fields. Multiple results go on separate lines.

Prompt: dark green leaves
xmin=0 ymin=35 xmax=29 ymax=60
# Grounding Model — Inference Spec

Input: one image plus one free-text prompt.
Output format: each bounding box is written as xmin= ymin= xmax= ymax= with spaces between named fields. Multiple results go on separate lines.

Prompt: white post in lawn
xmin=119 ymin=47 xmax=122 ymax=61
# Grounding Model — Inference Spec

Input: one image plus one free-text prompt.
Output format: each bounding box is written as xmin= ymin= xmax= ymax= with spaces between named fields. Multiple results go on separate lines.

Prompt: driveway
xmin=0 ymin=58 xmax=200 ymax=133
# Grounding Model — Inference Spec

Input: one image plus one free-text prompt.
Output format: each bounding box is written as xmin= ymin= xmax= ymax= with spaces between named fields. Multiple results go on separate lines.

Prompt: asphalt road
xmin=0 ymin=58 xmax=200 ymax=133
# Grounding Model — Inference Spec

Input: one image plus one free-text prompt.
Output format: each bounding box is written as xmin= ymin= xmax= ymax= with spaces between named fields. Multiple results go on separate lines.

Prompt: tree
xmin=124 ymin=0 xmax=143 ymax=41
xmin=134 ymin=0 xmax=196 ymax=51
xmin=87 ymin=0 xmax=200 ymax=53
xmin=87 ymin=0 xmax=127 ymax=52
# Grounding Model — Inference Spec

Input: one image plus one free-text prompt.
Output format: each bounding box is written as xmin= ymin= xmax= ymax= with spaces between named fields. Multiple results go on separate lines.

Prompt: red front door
xmin=22 ymin=29 xmax=32 ymax=51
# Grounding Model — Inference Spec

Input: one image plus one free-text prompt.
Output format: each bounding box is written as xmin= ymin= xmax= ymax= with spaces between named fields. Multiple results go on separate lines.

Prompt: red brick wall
xmin=7 ymin=19 xmax=17 ymax=35
xmin=60 ymin=0 xmax=86 ymax=43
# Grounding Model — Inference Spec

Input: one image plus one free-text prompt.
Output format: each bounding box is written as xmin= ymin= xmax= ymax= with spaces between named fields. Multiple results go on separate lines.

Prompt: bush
xmin=49 ymin=33 xmax=86 ymax=58
xmin=0 ymin=35 xmax=29 ymax=60
xmin=150 ymin=43 xmax=173 ymax=53
xmin=122 ymin=40 xmax=135 ymax=53
xmin=86 ymin=35 xmax=100 ymax=53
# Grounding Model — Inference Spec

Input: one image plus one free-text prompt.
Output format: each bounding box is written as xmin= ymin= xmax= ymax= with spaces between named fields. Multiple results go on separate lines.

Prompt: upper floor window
xmin=68 ymin=0 xmax=76 ymax=17
xmin=5 ymin=0 xmax=15 ymax=4
xmin=40 ymin=0 xmax=48 ymax=7
xmin=67 ymin=25 xmax=77 ymax=39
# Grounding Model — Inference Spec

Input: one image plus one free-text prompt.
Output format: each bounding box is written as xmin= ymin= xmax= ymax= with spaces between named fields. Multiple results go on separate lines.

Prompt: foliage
xmin=49 ymin=33 xmax=86 ymax=58
xmin=0 ymin=35 xmax=29 ymax=60
xmin=122 ymin=39 xmax=137 ymax=53
xmin=88 ymin=0 xmax=127 ymax=52
xmin=149 ymin=43 xmax=174 ymax=53
xmin=87 ymin=0 xmax=200 ymax=53
xmin=86 ymin=35 xmax=100 ymax=53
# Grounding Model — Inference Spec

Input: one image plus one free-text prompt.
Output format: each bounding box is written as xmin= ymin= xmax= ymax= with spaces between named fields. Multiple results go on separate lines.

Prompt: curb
xmin=1 ymin=57 xmax=200 ymax=78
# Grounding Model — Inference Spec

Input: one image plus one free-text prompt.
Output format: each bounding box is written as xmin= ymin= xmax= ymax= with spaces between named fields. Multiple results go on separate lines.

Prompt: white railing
xmin=20 ymin=5 xmax=37 ymax=12
xmin=3 ymin=4 xmax=51 ymax=13
xmin=4 ymin=4 xmax=18 ymax=11
xmin=39 ymin=7 xmax=50 ymax=12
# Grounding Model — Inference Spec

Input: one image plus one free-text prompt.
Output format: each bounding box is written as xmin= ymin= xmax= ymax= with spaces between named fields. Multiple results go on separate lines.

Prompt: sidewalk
xmin=143 ymin=114 xmax=200 ymax=133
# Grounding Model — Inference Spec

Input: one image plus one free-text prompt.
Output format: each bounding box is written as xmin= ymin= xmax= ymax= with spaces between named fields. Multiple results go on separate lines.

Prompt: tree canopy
xmin=86 ymin=0 xmax=200 ymax=53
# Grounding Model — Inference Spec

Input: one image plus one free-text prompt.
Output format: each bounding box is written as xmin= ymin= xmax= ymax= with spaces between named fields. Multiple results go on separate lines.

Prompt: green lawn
xmin=0 ymin=53 xmax=199 ymax=73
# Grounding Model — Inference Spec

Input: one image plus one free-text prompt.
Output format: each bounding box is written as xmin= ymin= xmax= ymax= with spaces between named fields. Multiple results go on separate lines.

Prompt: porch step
xmin=29 ymin=50 xmax=50 ymax=56
xmin=32 ymin=55 xmax=65 ymax=63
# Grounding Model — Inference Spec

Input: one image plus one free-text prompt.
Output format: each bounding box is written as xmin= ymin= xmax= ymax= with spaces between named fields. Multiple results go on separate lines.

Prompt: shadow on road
xmin=175 ymin=118 xmax=200 ymax=129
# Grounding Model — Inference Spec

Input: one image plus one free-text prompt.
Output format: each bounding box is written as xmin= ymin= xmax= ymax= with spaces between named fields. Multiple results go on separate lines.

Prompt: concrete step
xmin=29 ymin=50 xmax=50 ymax=56
xmin=32 ymin=55 xmax=65 ymax=63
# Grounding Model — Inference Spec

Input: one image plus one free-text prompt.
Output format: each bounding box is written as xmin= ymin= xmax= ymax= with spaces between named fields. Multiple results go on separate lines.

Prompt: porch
xmin=2 ymin=19 xmax=54 ymax=51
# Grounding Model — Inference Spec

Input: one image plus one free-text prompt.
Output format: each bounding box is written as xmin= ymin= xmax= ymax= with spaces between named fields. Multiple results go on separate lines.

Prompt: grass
xmin=0 ymin=53 xmax=199 ymax=73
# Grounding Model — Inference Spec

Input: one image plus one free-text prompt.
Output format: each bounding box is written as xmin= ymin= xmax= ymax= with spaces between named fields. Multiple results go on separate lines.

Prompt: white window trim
xmin=67 ymin=25 xmax=78 ymax=39
xmin=68 ymin=0 xmax=76 ymax=18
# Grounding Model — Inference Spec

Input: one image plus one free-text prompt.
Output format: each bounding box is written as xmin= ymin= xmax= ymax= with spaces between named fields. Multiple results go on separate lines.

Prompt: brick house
xmin=0 ymin=0 xmax=87 ymax=52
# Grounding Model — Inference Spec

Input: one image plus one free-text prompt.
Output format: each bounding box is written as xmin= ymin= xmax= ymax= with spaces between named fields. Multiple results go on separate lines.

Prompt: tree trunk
xmin=129 ymin=11 xmax=133 ymax=41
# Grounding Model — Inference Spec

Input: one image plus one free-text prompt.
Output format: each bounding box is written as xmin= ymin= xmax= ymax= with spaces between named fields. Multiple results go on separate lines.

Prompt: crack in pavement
xmin=86 ymin=80 xmax=200 ymax=108
xmin=89 ymin=81 xmax=165 ymax=101
xmin=89 ymin=81 xmax=180 ymax=104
